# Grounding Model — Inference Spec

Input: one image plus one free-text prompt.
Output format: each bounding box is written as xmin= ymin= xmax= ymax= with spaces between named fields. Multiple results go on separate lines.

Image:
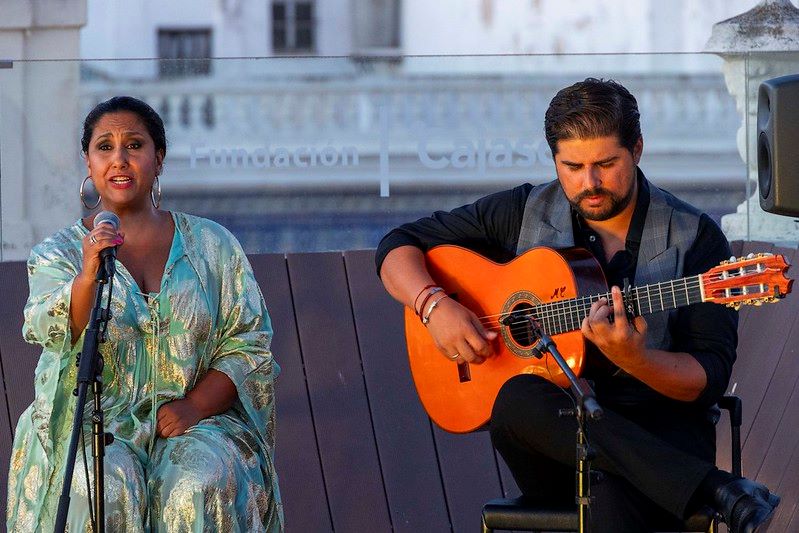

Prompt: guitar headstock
xmin=702 ymin=253 xmax=793 ymax=310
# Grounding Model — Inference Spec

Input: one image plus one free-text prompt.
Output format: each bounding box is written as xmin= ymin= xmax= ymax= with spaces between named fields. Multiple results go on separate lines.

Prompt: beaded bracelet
xmin=417 ymin=287 xmax=444 ymax=318
xmin=412 ymin=284 xmax=437 ymax=316
xmin=422 ymin=294 xmax=449 ymax=325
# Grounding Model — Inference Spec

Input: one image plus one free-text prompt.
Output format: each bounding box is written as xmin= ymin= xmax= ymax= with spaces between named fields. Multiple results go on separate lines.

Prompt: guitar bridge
xmin=457 ymin=361 xmax=471 ymax=382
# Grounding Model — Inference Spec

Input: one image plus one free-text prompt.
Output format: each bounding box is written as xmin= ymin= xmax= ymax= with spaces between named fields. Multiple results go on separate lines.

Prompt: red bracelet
xmin=412 ymin=284 xmax=437 ymax=316
xmin=417 ymin=287 xmax=444 ymax=318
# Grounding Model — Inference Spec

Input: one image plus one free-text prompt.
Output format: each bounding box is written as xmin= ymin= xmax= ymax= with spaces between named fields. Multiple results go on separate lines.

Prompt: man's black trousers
xmin=489 ymin=374 xmax=717 ymax=532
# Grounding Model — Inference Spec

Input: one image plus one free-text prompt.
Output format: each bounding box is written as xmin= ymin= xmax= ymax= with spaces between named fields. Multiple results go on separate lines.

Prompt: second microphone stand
xmin=531 ymin=321 xmax=603 ymax=533
xmin=54 ymin=259 xmax=116 ymax=533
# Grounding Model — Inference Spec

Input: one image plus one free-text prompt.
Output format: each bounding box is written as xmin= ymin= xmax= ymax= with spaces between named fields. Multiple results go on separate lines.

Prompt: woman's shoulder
xmin=29 ymin=220 xmax=85 ymax=264
xmin=173 ymin=211 xmax=237 ymax=239
xmin=172 ymin=211 xmax=244 ymax=257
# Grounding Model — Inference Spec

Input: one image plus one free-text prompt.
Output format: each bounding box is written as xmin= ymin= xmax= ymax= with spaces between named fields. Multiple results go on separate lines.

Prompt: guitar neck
xmin=531 ymin=275 xmax=704 ymax=335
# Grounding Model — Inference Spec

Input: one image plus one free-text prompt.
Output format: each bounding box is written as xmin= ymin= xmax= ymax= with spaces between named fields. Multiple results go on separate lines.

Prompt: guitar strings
xmin=463 ymin=267 xmax=766 ymax=327
xmin=472 ymin=276 xmax=707 ymax=336
xmin=426 ymin=264 xmax=765 ymax=337
xmin=466 ymin=275 xmax=706 ymax=322
xmin=477 ymin=268 xmax=769 ymax=336
xmin=475 ymin=276 xmax=705 ymax=323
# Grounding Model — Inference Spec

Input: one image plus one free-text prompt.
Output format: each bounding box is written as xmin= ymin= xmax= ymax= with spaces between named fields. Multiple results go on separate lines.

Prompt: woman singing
xmin=7 ymin=96 xmax=283 ymax=531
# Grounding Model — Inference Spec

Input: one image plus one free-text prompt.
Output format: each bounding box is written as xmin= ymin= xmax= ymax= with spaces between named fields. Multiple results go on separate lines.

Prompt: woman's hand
xmin=156 ymin=398 xmax=204 ymax=438
xmin=79 ymin=225 xmax=124 ymax=281
xmin=156 ymin=370 xmax=238 ymax=438
xmin=69 ymin=225 xmax=125 ymax=340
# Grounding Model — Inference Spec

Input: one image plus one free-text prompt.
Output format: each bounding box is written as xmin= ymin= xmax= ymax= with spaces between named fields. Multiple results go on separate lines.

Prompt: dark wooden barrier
xmin=1 ymin=242 xmax=797 ymax=531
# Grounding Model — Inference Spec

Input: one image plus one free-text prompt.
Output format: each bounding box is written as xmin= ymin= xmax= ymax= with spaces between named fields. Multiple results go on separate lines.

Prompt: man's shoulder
xmin=649 ymin=183 xmax=728 ymax=249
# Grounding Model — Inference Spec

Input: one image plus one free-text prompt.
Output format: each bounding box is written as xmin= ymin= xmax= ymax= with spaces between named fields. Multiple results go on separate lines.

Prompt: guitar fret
xmin=573 ymin=300 xmax=580 ymax=327
xmin=541 ymin=306 xmax=550 ymax=334
xmin=539 ymin=304 xmax=552 ymax=334
xmin=552 ymin=301 xmax=561 ymax=334
xmin=670 ymin=280 xmax=677 ymax=309
xmin=564 ymin=301 xmax=571 ymax=333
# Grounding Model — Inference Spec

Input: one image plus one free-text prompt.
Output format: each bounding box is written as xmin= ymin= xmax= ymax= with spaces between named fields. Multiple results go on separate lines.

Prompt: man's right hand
xmin=424 ymin=296 xmax=498 ymax=364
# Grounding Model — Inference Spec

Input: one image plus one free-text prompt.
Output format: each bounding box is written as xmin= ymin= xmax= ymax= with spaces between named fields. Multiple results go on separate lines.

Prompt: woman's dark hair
xmin=81 ymin=96 xmax=167 ymax=155
xmin=544 ymin=78 xmax=641 ymax=156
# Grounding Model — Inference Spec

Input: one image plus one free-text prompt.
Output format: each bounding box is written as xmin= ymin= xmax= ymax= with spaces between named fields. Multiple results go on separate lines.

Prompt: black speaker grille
xmin=758 ymin=131 xmax=772 ymax=200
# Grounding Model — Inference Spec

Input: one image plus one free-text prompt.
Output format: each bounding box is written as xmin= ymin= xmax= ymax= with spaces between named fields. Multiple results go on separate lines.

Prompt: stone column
xmin=0 ymin=0 xmax=87 ymax=261
xmin=705 ymin=0 xmax=799 ymax=245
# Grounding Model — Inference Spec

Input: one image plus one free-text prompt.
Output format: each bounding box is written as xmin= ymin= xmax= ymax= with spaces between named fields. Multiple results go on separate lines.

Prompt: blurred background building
xmin=0 ymin=0 xmax=790 ymax=257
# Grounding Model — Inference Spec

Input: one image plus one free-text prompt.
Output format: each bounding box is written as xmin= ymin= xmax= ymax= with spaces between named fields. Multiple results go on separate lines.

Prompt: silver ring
xmin=89 ymin=235 xmax=97 ymax=244
xmin=447 ymin=352 xmax=459 ymax=360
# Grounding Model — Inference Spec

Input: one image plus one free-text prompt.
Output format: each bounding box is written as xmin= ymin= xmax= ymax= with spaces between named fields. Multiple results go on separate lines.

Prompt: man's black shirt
xmin=376 ymin=174 xmax=738 ymax=409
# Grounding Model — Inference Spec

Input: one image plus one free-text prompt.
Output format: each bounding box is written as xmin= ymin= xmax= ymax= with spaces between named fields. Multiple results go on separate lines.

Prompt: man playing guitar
xmin=376 ymin=78 xmax=780 ymax=532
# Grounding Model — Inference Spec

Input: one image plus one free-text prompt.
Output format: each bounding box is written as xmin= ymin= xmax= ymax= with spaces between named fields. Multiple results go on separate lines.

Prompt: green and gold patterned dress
xmin=7 ymin=212 xmax=283 ymax=532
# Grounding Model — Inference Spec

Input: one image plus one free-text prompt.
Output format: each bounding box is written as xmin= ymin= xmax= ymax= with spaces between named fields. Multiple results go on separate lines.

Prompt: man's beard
xmin=569 ymin=183 xmax=636 ymax=221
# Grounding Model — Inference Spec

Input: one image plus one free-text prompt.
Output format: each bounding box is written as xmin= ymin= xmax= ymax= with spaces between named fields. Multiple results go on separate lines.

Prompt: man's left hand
xmin=581 ymin=285 xmax=649 ymax=372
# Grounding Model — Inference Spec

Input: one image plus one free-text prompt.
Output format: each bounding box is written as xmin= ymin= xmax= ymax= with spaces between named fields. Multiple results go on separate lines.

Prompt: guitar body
xmin=405 ymin=245 xmax=608 ymax=433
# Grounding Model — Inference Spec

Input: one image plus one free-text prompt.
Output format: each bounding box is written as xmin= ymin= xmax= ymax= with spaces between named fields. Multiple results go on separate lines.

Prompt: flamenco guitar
xmin=404 ymin=245 xmax=793 ymax=433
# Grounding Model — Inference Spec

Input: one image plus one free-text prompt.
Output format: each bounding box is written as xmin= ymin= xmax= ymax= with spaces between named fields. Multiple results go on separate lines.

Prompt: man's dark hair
xmin=81 ymin=96 xmax=167 ymax=156
xmin=544 ymin=78 xmax=641 ymax=156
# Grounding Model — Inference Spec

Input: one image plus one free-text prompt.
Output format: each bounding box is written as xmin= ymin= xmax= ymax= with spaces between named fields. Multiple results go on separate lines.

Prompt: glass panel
xmin=0 ymin=54 xmax=747 ymax=262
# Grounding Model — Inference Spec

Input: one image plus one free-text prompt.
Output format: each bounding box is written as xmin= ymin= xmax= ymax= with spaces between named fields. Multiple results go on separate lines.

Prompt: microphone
xmin=93 ymin=211 xmax=120 ymax=276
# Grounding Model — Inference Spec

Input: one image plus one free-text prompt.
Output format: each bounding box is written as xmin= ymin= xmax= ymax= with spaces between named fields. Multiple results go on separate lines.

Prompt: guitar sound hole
xmin=506 ymin=302 xmax=538 ymax=347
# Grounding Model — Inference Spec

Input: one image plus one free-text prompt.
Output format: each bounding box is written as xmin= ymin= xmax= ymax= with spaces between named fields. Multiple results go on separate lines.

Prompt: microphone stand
xmin=532 ymin=321 xmax=603 ymax=533
xmin=54 ymin=259 xmax=115 ymax=533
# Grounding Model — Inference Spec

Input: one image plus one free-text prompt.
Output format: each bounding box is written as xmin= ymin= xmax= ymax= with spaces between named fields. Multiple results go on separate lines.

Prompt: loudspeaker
xmin=758 ymin=74 xmax=799 ymax=216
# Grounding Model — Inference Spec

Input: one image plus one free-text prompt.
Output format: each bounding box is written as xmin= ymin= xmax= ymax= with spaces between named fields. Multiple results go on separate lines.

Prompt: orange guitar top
xmin=404 ymin=246 xmax=792 ymax=433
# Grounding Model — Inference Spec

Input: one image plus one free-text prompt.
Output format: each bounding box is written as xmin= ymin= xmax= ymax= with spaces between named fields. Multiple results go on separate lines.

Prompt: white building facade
xmin=1 ymin=1 xmax=787 ymax=256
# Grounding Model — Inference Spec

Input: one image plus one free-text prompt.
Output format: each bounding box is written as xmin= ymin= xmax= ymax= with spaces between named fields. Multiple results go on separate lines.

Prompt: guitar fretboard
xmin=524 ymin=275 xmax=704 ymax=335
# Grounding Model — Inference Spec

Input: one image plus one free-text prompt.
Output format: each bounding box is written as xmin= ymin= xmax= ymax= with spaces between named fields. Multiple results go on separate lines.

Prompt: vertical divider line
xmin=284 ymin=253 xmax=335 ymax=531
xmin=0 ymin=342 xmax=12 ymax=441
xmin=342 ymin=251 xmax=394 ymax=528
xmin=427 ymin=420 xmax=456 ymax=532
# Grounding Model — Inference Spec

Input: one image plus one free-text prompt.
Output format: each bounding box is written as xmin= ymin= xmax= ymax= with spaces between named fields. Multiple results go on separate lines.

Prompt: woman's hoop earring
xmin=80 ymin=176 xmax=101 ymax=210
xmin=151 ymin=176 xmax=162 ymax=209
